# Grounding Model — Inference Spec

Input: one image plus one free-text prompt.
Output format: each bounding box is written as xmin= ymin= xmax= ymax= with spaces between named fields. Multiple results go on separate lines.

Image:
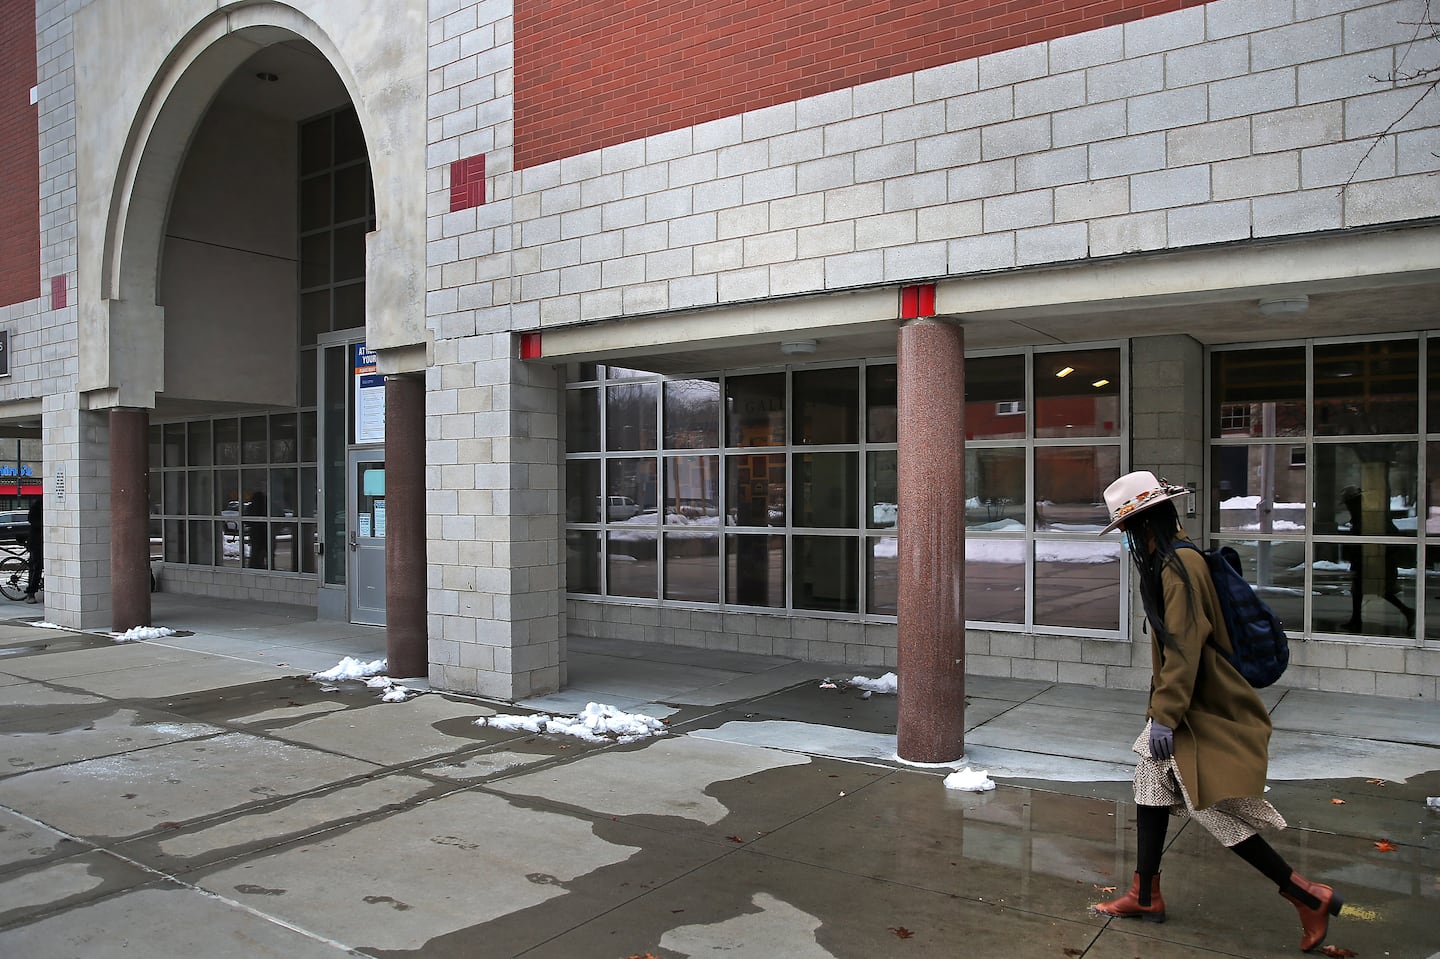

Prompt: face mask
xmin=1121 ymin=530 xmax=1133 ymax=553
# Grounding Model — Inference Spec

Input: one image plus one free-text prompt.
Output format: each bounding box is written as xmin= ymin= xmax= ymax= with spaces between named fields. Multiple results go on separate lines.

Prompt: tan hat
xmin=1100 ymin=470 xmax=1188 ymax=535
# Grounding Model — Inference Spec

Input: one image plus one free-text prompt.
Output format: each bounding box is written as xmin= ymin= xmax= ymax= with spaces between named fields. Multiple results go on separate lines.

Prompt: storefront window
xmin=1211 ymin=335 xmax=1433 ymax=645
xmin=566 ymin=348 xmax=1125 ymax=634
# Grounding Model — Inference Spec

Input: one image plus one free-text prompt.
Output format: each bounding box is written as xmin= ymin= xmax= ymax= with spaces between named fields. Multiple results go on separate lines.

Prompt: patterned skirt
xmin=1131 ymin=721 xmax=1287 ymax=847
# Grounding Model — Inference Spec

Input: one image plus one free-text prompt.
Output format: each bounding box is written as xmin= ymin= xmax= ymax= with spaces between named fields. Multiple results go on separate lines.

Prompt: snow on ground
xmin=311 ymin=656 xmax=422 ymax=702
xmin=112 ymin=625 xmax=177 ymax=643
xmin=944 ymin=767 xmax=997 ymax=792
xmin=475 ymin=701 xmax=667 ymax=744
xmin=820 ymin=673 xmax=897 ymax=694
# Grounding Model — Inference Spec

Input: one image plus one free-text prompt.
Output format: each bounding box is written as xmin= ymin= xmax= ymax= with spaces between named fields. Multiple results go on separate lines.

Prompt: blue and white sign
xmin=354 ymin=343 xmax=385 ymax=444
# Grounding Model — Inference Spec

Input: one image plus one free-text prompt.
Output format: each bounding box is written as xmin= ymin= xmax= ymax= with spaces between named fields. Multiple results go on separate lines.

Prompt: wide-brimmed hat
xmin=1099 ymin=471 xmax=1188 ymax=535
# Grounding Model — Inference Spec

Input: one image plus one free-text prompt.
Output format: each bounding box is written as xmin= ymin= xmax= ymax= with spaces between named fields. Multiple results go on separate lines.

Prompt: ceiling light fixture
xmin=1092 ymin=378 xmax=1110 ymax=388
xmin=1258 ymin=295 xmax=1309 ymax=316
xmin=1055 ymin=366 xmax=1074 ymax=378
xmin=780 ymin=340 xmax=817 ymax=355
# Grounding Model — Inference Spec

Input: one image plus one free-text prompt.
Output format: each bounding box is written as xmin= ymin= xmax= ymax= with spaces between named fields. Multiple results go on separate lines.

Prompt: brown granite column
xmin=896 ymin=318 xmax=965 ymax=763
xmin=110 ymin=407 xmax=152 ymax=631
xmin=385 ymin=373 xmax=427 ymax=678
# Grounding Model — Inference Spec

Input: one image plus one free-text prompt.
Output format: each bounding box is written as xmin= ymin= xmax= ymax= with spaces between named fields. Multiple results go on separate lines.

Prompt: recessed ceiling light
xmin=1092 ymin=378 xmax=1110 ymax=388
xmin=1257 ymin=295 xmax=1308 ymax=316
xmin=1056 ymin=367 xmax=1074 ymax=378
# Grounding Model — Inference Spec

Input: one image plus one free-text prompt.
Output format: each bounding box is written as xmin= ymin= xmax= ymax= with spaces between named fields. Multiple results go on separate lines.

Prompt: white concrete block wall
xmin=431 ymin=0 xmax=1440 ymax=332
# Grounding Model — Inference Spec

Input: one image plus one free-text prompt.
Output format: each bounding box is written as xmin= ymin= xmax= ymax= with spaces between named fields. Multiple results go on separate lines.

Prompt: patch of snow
xmin=312 ymin=656 xmax=388 ymax=681
xmin=944 ymin=767 xmax=997 ymax=792
xmin=847 ymin=673 xmax=896 ymax=694
xmin=475 ymin=701 xmax=667 ymax=744
xmin=112 ymin=625 xmax=177 ymax=643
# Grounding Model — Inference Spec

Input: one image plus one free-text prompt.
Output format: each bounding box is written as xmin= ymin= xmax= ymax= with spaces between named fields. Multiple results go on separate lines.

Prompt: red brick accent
xmin=516 ymin=0 xmax=1215 ymax=171
xmin=50 ymin=274 xmax=65 ymax=310
xmin=450 ymin=154 xmax=487 ymax=211
xmin=0 ymin=2 xmax=39 ymax=307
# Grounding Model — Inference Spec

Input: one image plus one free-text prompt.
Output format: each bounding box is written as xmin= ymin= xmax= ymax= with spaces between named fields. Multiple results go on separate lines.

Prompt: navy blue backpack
xmin=1175 ymin=542 xmax=1290 ymax=688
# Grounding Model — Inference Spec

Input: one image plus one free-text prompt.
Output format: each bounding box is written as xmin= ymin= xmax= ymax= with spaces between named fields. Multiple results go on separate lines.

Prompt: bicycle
xmin=0 ymin=543 xmax=40 ymax=602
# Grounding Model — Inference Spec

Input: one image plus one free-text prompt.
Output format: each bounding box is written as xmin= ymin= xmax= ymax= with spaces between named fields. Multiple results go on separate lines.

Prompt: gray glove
xmin=1149 ymin=721 xmax=1174 ymax=761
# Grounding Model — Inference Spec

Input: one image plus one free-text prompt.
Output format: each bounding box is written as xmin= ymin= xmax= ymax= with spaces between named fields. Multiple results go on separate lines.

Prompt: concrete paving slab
xmin=134 ymin=773 xmax=437 ymax=868
xmin=965 ymin=674 xmax=1053 ymax=702
xmin=48 ymin=657 xmax=294 ymax=700
xmin=490 ymin=735 xmax=883 ymax=842
xmin=0 ymin=641 xmax=216 ymax=682
xmin=1267 ymin=728 xmax=1440 ymax=783
xmin=0 ymin=670 xmax=25 ymax=687
xmin=192 ymin=789 xmax=720 ymax=954
xmin=964 ymin=695 xmax=1022 ymax=730
xmin=0 ymin=850 xmax=154 ymax=929
xmin=516 ymin=843 xmax=1104 ymax=959
xmin=1270 ymin=687 xmax=1440 ymax=746
xmin=0 ymin=704 xmax=224 ymax=775
xmin=665 ymin=660 xmax=840 ymax=706
xmin=0 ymin=809 xmax=84 ymax=873
xmin=261 ymin=693 xmax=500 ymax=766
xmin=0 ymin=885 xmax=358 ymax=957
xmin=1262 ymin=769 xmax=1440 ymax=844
xmin=966 ymin=701 xmax=1145 ymax=765
xmin=571 ymin=634 xmax=801 ymax=672
xmin=1030 ymin=682 xmax=1151 ymax=714
xmin=0 ymin=681 xmax=104 ymax=708
xmin=0 ymin=732 xmax=379 ymax=840
xmin=417 ymin=747 xmax=561 ymax=783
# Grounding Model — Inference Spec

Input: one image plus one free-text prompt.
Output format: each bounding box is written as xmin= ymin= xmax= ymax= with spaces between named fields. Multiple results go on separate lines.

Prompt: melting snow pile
xmin=820 ymin=672 xmax=898 ymax=695
xmin=475 ymin=701 xmax=666 ymax=744
xmin=112 ymin=625 xmax=177 ymax=643
xmin=944 ymin=767 xmax=997 ymax=792
xmin=313 ymin=656 xmax=388 ymax=681
xmin=312 ymin=656 xmax=421 ymax=702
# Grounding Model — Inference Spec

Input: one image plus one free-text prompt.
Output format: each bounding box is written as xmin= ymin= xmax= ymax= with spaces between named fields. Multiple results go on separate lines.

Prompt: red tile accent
xmin=900 ymin=284 xmax=936 ymax=319
xmin=518 ymin=331 xmax=543 ymax=359
xmin=50 ymin=274 xmax=66 ymax=310
xmin=516 ymin=0 xmax=1218 ymax=171
xmin=450 ymin=154 xmax=487 ymax=211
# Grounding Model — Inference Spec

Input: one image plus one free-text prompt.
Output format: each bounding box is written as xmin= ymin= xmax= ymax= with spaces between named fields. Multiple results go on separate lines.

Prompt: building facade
xmin=1 ymin=0 xmax=1437 ymax=705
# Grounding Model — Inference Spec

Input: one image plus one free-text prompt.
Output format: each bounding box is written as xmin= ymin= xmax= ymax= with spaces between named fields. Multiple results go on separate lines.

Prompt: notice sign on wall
xmin=354 ymin=343 xmax=385 ymax=444
xmin=0 ymin=330 xmax=9 ymax=377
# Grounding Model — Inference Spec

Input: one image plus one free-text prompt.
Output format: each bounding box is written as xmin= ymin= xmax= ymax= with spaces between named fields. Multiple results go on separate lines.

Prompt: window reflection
xmin=727 ymin=454 xmax=784 ymax=527
xmin=664 ymin=455 xmax=720 ymax=522
xmin=607 ymin=530 xmax=657 ymax=598
xmin=866 ymin=364 xmax=897 ymax=443
xmin=726 ymin=374 xmax=785 ymax=447
xmin=1034 ymin=349 xmax=1120 ymax=438
xmin=1211 ymin=347 xmax=1306 ymax=438
xmin=1212 ymin=444 xmax=1308 ymax=534
xmin=867 ymin=536 xmax=897 ymax=614
xmin=793 ymin=368 xmax=858 ymax=444
xmin=566 ymin=460 xmax=600 ymax=523
xmin=566 ymin=388 xmax=600 ymax=452
xmin=567 ymin=530 xmax=600 ymax=594
xmin=966 ymin=448 xmax=1025 ymax=530
xmin=606 ymin=381 xmax=659 ymax=451
xmin=726 ymin=534 xmax=785 ymax=607
xmin=1214 ymin=539 xmax=1304 ymax=638
xmin=1311 ymin=442 xmax=1416 ymax=537
xmin=1035 ymin=446 xmax=1118 ymax=532
xmin=795 ymin=452 xmax=858 ymax=528
xmin=966 ymin=354 xmax=1026 ymax=440
xmin=1314 ymin=340 xmax=1417 ymax=436
xmin=606 ymin=458 xmax=658 ymax=523
xmin=965 ymin=537 xmax=1024 ymax=624
xmin=664 ymin=533 xmax=719 ymax=602
xmin=868 ymin=451 xmax=897 ymax=529
xmin=664 ymin=378 xmax=720 ymax=449
xmin=794 ymin=535 xmax=858 ymax=612
xmin=1034 ymin=539 xmax=1121 ymax=630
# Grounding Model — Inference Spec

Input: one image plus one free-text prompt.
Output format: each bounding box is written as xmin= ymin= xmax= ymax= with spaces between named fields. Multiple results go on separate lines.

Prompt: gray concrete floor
xmin=1 ymin=594 xmax=1437 ymax=958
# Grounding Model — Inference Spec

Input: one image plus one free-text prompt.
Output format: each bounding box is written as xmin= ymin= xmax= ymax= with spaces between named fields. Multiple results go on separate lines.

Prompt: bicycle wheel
xmin=0 ymin=556 xmax=27 ymax=601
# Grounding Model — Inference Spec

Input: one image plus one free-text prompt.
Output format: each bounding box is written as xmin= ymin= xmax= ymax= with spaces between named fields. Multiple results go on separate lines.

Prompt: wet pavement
xmin=0 ymin=601 xmax=1437 ymax=958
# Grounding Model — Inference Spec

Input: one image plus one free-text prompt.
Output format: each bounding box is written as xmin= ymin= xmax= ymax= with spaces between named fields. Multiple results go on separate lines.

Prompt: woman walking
xmin=1093 ymin=471 xmax=1344 ymax=952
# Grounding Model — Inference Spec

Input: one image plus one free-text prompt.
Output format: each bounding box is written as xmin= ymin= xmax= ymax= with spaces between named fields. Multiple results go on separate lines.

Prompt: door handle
xmin=349 ymin=530 xmax=358 ymax=552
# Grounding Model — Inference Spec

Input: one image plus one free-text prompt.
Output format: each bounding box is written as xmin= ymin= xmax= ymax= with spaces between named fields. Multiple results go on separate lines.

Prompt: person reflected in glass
xmin=244 ymin=490 xmax=268 ymax=569
xmin=24 ymin=496 xmax=41 ymax=603
xmin=1092 ymin=471 xmax=1344 ymax=953
xmin=1339 ymin=485 xmax=1413 ymax=633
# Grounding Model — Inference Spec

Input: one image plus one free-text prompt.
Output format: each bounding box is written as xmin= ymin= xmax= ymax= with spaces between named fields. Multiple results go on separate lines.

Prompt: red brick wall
xmin=516 ymin=0 xmax=1212 ymax=171
xmin=0 ymin=1 xmax=38 ymax=307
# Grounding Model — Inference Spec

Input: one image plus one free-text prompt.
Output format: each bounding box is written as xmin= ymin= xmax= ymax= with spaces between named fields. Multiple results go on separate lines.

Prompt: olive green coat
xmin=1147 ymin=540 xmax=1272 ymax=810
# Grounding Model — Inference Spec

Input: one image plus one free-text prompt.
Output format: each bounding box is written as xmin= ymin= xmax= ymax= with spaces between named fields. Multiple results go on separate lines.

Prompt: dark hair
xmin=1122 ymin=499 xmax=1194 ymax=647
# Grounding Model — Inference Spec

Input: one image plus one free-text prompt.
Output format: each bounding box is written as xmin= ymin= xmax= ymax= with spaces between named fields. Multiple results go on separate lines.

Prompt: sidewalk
xmin=0 ymin=599 xmax=1437 ymax=958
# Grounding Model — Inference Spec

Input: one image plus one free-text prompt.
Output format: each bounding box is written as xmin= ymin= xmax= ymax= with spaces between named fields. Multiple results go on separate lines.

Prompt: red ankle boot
xmin=1094 ymin=872 xmax=1166 ymax=923
xmin=1279 ymin=871 xmax=1343 ymax=952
